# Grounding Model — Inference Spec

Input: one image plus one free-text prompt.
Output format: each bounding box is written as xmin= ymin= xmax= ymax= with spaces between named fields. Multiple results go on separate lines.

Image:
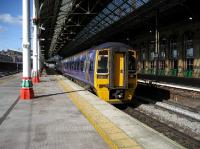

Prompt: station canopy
xmin=38 ymin=0 xmax=150 ymax=59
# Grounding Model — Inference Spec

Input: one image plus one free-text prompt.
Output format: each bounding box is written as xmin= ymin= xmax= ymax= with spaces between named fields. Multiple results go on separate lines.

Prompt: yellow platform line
xmin=58 ymin=79 xmax=143 ymax=149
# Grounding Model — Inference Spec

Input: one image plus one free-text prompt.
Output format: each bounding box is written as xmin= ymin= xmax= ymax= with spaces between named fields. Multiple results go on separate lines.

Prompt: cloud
xmin=0 ymin=25 xmax=5 ymax=32
xmin=0 ymin=13 xmax=22 ymax=25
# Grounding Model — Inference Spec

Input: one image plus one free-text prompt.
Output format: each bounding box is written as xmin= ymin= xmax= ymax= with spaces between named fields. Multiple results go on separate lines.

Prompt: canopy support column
xmin=20 ymin=0 xmax=34 ymax=100
xmin=32 ymin=0 xmax=40 ymax=84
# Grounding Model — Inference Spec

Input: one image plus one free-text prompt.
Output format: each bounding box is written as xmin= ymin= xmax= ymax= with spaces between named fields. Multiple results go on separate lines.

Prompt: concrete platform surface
xmin=0 ymin=73 xmax=186 ymax=149
xmin=0 ymin=75 xmax=108 ymax=149
xmin=0 ymin=73 xmax=21 ymax=123
xmin=58 ymin=75 xmax=186 ymax=149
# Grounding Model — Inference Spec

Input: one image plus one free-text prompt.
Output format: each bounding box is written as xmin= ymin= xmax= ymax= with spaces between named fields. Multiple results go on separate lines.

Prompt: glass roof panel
xmin=72 ymin=0 xmax=150 ymax=45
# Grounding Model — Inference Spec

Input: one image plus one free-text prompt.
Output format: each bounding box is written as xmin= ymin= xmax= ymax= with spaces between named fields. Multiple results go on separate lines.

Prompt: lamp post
xmin=20 ymin=0 xmax=34 ymax=99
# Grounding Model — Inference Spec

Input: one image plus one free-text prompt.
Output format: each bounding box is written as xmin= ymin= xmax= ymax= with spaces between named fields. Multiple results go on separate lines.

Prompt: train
xmin=56 ymin=42 xmax=137 ymax=104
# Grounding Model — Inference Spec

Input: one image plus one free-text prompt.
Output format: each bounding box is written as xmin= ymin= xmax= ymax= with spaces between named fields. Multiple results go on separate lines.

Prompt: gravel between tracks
xmin=136 ymin=104 xmax=200 ymax=140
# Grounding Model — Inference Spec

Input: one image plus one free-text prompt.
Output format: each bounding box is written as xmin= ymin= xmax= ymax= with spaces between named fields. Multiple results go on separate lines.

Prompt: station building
xmin=136 ymin=21 xmax=200 ymax=79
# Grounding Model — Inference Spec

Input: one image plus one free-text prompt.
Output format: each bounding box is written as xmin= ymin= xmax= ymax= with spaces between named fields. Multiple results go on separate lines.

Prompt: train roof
xmin=90 ymin=42 xmax=132 ymax=50
xmin=62 ymin=42 xmax=133 ymax=61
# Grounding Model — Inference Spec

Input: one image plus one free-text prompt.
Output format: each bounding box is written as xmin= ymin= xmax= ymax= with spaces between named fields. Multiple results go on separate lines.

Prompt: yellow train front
xmin=93 ymin=43 xmax=137 ymax=104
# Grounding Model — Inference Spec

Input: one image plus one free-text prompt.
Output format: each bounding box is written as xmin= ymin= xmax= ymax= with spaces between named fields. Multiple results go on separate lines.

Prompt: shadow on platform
xmin=34 ymin=89 xmax=86 ymax=99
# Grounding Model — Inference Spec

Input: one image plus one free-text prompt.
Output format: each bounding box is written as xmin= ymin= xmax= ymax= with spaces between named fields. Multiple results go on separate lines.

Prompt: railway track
xmin=123 ymin=107 xmax=200 ymax=149
xmin=0 ymin=71 xmax=19 ymax=78
xmin=118 ymin=95 xmax=200 ymax=149
xmin=136 ymin=96 xmax=200 ymax=121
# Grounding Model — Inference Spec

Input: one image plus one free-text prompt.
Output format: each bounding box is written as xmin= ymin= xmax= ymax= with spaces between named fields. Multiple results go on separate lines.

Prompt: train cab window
xmin=128 ymin=51 xmax=136 ymax=72
xmin=97 ymin=50 xmax=108 ymax=73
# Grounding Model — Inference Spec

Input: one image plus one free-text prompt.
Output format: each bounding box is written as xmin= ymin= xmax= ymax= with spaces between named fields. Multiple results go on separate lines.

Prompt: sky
xmin=0 ymin=0 xmax=32 ymax=51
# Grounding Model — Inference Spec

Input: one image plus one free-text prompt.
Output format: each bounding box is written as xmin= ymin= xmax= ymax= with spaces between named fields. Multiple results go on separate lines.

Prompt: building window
xmin=140 ymin=46 xmax=146 ymax=61
xmin=150 ymin=61 xmax=155 ymax=68
xmin=172 ymin=49 xmax=178 ymax=59
xmin=184 ymin=39 xmax=194 ymax=58
xmin=159 ymin=60 xmax=165 ymax=69
xmin=186 ymin=47 xmax=194 ymax=57
xmin=150 ymin=52 xmax=154 ymax=61
xmin=169 ymin=37 xmax=178 ymax=59
xmin=183 ymin=32 xmax=194 ymax=71
xmin=149 ymin=41 xmax=155 ymax=61
xmin=142 ymin=61 xmax=146 ymax=69
xmin=160 ymin=38 xmax=167 ymax=59
xmin=142 ymin=53 xmax=146 ymax=60
xmin=171 ymin=60 xmax=178 ymax=70
xmin=186 ymin=58 xmax=193 ymax=70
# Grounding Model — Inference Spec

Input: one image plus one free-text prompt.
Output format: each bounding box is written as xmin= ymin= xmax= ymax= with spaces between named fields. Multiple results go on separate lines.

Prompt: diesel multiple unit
xmin=57 ymin=42 xmax=137 ymax=104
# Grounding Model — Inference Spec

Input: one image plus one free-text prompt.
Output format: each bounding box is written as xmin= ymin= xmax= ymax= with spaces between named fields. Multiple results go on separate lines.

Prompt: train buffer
xmin=0 ymin=73 xmax=185 ymax=149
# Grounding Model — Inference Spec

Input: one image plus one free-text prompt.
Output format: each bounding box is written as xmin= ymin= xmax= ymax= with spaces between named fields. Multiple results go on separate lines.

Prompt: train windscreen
xmin=97 ymin=50 xmax=108 ymax=73
xmin=128 ymin=51 xmax=136 ymax=73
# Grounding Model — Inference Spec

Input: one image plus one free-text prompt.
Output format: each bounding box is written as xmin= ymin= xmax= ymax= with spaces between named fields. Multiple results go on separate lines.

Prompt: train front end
xmin=94 ymin=47 xmax=137 ymax=104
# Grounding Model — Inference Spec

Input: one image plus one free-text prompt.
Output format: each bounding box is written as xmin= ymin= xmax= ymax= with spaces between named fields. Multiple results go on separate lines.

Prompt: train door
xmin=114 ymin=53 xmax=125 ymax=87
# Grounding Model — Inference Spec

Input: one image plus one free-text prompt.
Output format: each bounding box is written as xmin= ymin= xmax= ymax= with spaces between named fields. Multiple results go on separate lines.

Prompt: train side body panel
xmin=61 ymin=50 xmax=96 ymax=86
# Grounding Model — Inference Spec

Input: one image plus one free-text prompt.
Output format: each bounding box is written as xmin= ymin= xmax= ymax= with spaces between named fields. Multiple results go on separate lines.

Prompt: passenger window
xmin=77 ymin=61 xmax=80 ymax=70
xmin=83 ymin=60 xmax=87 ymax=72
xmin=80 ymin=61 xmax=84 ymax=71
xmin=97 ymin=50 xmax=108 ymax=73
xmin=90 ymin=61 xmax=93 ymax=71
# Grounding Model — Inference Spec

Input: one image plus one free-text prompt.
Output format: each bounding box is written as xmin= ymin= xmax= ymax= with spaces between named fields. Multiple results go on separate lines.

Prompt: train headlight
xmin=127 ymin=94 xmax=132 ymax=100
xmin=97 ymin=75 xmax=108 ymax=79
xmin=128 ymin=74 xmax=136 ymax=78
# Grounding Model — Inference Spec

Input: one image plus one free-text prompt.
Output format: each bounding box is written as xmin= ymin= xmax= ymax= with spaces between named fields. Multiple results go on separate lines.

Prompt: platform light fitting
xmin=189 ymin=17 xmax=193 ymax=20
xmin=39 ymin=25 xmax=45 ymax=30
xmin=75 ymin=3 xmax=80 ymax=8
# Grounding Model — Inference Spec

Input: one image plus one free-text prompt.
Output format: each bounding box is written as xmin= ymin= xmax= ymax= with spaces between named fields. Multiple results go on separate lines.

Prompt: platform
xmin=0 ymin=73 xmax=185 ymax=149
xmin=0 ymin=73 xmax=21 ymax=123
xmin=0 ymin=74 xmax=108 ymax=149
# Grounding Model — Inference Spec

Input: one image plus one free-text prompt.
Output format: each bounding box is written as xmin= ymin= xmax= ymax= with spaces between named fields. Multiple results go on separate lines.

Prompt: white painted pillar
xmin=32 ymin=26 xmax=38 ymax=73
xmin=32 ymin=0 xmax=39 ymax=83
xmin=20 ymin=0 xmax=34 ymax=99
xmin=38 ymin=40 xmax=41 ymax=73
xmin=22 ymin=0 xmax=31 ymax=78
